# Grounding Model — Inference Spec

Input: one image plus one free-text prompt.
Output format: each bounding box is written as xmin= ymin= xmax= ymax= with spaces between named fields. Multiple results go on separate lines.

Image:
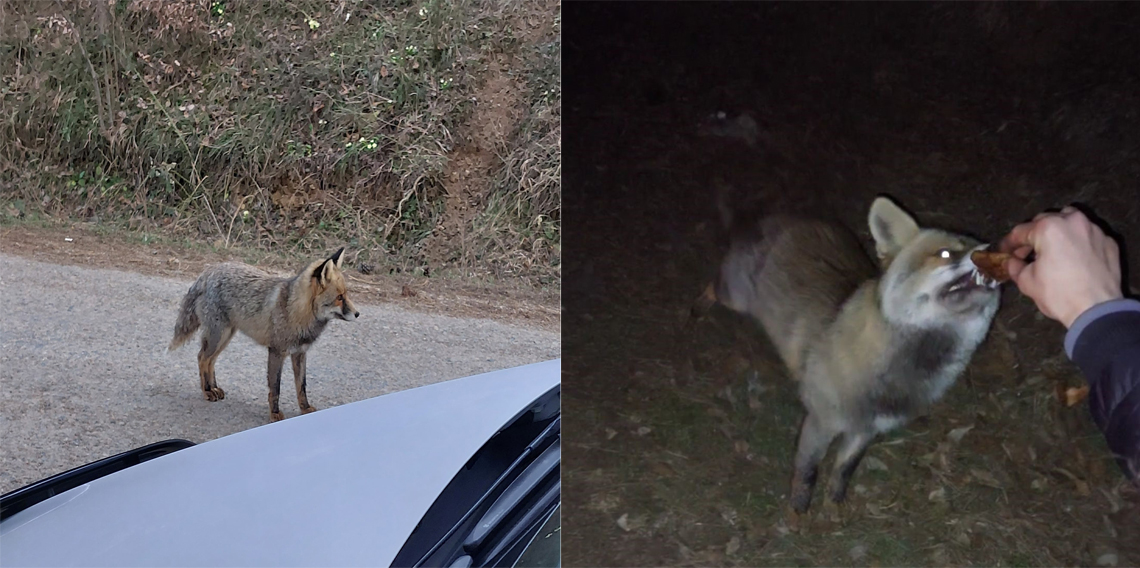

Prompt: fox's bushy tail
xmin=169 ymin=277 xmax=205 ymax=351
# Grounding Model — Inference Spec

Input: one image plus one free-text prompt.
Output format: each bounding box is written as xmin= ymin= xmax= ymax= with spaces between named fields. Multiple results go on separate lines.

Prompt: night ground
xmin=562 ymin=3 xmax=1140 ymax=566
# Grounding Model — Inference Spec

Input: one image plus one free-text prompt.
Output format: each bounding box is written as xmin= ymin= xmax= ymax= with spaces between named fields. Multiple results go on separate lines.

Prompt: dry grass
xmin=0 ymin=0 xmax=560 ymax=286
xmin=474 ymin=36 xmax=560 ymax=282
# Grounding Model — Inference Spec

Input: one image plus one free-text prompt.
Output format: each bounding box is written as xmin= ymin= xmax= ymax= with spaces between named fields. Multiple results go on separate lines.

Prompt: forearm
xmin=1065 ymin=298 xmax=1140 ymax=482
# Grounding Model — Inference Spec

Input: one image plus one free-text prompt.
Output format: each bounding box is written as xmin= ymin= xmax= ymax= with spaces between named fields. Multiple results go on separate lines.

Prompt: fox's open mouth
xmin=941 ymin=269 xmax=999 ymax=298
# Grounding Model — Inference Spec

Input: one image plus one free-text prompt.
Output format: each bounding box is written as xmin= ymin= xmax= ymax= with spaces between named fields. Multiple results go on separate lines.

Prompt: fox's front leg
xmin=291 ymin=352 xmax=317 ymax=414
xmin=828 ymin=429 xmax=874 ymax=504
xmin=267 ymin=348 xmax=286 ymax=422
xmin=790 ymin=412 xmax=836 ymax=513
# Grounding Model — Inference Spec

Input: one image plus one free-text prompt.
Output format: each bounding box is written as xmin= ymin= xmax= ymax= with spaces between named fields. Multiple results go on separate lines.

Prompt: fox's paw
xmin=204 ymin=387 xmax=225 ymax=402
xmin=827 ymin=482 xmax=850 ymax=504
xmin=301 ymin=405 xmax=318 ymax=415
xmin=789 ymin=484 xmax=814 ymax=514
xmin=270 ymin=411 xmax=285 ymax=422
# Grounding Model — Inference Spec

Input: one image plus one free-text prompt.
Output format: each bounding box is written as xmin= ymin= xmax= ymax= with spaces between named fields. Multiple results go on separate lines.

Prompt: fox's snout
xmin=338 ymin=297 xmax=360 ymax=321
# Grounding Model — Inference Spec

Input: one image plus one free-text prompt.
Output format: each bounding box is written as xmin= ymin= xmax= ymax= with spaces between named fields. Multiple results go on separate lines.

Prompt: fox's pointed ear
xmin=330 ymin=247 xmax=346 ymax=268
xmin=869 ymin=196 xmax=919 ymax=261
xmin=311 ymin=258 xmax=332 ymax=286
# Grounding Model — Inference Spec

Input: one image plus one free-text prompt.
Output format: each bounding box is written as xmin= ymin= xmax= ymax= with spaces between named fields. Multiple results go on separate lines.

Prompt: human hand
xmin=998 ymin=206 xmax=1123 ymax=328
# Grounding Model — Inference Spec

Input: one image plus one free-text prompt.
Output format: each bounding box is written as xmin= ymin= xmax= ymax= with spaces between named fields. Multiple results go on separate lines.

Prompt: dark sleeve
xmin=1066 ymin=301 xmax=1140 ymax=483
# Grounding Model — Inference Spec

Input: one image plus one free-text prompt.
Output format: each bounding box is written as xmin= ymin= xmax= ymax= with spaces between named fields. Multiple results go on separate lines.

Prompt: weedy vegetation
xmin=0 ymin=0 xmax=560 ymax=286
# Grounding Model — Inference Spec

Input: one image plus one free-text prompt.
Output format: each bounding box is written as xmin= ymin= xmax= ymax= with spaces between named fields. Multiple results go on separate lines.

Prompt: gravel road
xmin=0 ymin=253 xmax=560 ymax=493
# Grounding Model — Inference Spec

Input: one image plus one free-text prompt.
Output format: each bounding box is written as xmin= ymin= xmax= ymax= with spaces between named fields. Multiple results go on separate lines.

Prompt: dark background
xmin=562 ymin=2 xmax=1140 ymax=566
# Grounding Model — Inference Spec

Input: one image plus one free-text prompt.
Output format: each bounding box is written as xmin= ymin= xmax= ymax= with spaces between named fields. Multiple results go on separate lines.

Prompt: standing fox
xmin=706 ymin=196 xmax=1000 ymax=513
xmin=169 ymin=248 xmax=360 ymax=422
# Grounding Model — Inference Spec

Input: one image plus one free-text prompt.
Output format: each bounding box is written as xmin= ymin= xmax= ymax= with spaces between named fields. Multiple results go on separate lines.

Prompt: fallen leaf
xmin=1064 ymin=385 xmax=1090 ymax=407
xmin=849 ymin=543 xmax=868 ymax=561
xmin=1097 ymin=553 xmax=1118 ymax=567
xmin=650 ymin=461 xmax=676 ymax=478
xmin=719 ymin=507 xmax=739 ymax=526
xmin=1053 ymin=467 xmax=1091 ymax=496
xmin=969 ymin=468 xmax=1002 ymax=489
xmin=616 ymin=513 xmax=644 ymax=532
xmin=864 ymin=456 xmax=889 ymax=472
xmin=691 ymin=282 xmax=717 ymax=317
xmin=725 ymin=536 xmax=742 ymax=556
xmin=947 ymin=424 xmax=974 ymax=443
xmin=401 ymin=285 xmax=416 ymax=297
xmin=604 ymin=427 xmax=617 ymax=440
xmin=635 ymin=426 xmax=652 ymax=436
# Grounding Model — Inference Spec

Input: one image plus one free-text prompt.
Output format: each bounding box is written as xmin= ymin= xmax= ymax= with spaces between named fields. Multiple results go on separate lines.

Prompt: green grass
xmin=0 ymin=0 xmax=560 ymax=284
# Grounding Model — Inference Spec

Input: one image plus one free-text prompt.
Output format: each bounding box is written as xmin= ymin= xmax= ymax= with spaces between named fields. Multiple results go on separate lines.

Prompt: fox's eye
xmin=336 ymin=294 xmax=344 ymax=302
xmin=938 ymin=249 xmax=952 ymax=259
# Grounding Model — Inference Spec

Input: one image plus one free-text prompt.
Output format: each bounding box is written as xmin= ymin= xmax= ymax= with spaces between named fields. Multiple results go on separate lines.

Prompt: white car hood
xmin=0 ymin=359 xmax=560 ymax=567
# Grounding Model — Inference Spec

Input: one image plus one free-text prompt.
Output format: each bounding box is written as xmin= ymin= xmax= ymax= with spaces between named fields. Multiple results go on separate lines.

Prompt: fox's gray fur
xmin=170 ymin=248 xmax=360 ymax=422
xmin=712 ymin=196 xmax=1000 ymax=512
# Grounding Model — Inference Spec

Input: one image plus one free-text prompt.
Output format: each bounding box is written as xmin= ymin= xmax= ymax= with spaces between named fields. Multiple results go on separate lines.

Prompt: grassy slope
xmin=0 ymin=0 xmax=559 ymax=286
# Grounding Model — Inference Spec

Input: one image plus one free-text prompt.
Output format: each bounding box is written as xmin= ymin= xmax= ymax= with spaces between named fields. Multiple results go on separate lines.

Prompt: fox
xmin=168 ymin=247 xmax=360 ymax=422
xmin=704 ymin=195 xmax=1001 ymax=513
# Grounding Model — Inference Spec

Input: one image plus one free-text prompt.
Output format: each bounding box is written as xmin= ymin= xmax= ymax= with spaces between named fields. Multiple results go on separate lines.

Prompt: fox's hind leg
xmin=197 ymin=325 xmax=234 ymax=401
xmin=291 ymin=352 xmax=317 ymax=415
xmin=790 ymin=412 xmax=837 ymax=513
xmin=827 ymin=429 xmax=874 ymax=504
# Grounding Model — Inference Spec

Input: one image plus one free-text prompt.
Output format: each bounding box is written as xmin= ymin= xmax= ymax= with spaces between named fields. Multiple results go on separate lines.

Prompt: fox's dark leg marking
xmin=203 ymin=326 xmax=234 ymax=401
xmin=197 ymin=336 xmax=211 ymax=398
xmin=267 ymin=348 xmax=286 ymax=422
xmin=828 ymin=430 xmax=873 ymax=503
xmin=791 ymin=412 xmax=835 ymax=513
xmin=292 ymin=352 xmax=316 ymax=414
xmin=197 ymin=326 xmax=232 ymax=402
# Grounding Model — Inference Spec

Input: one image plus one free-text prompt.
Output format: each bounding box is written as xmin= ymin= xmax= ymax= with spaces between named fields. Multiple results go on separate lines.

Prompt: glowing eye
xmin=939 ymin=249 xmax=952 ymax=259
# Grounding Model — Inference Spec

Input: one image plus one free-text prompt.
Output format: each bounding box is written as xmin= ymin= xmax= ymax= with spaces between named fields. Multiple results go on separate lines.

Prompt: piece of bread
xmin=970 ymin=250 xmax=1013 ymax=283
